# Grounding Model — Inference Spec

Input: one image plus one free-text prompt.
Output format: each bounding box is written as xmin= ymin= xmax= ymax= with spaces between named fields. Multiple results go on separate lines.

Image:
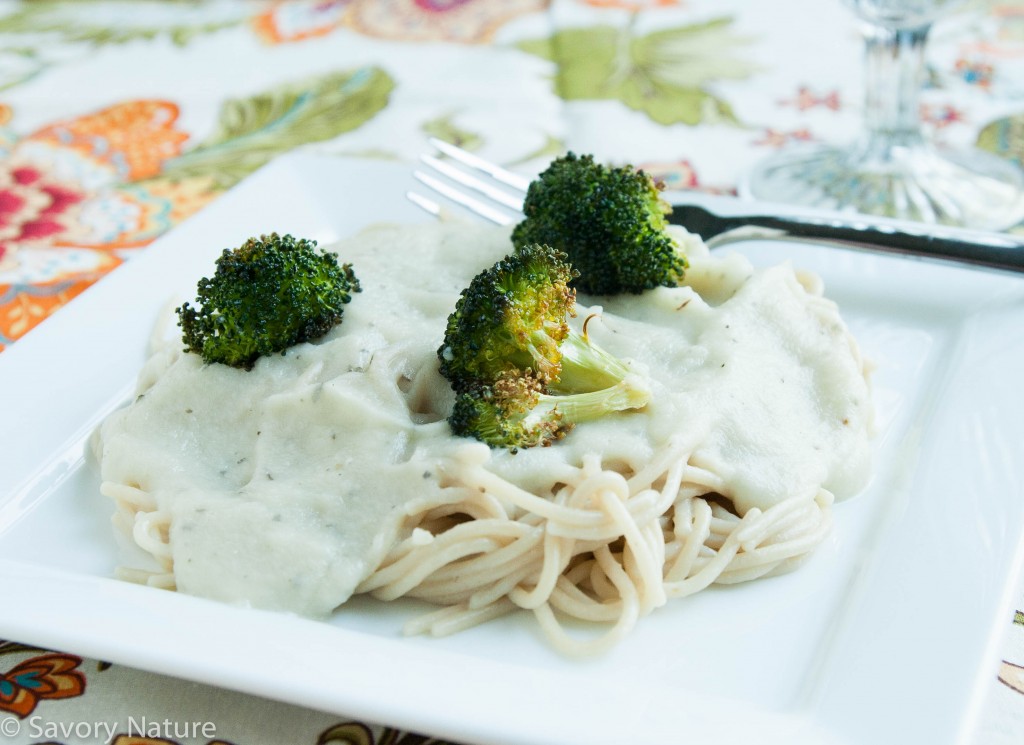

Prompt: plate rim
xmin=2 ymin=152 xmax=1023 ymax=745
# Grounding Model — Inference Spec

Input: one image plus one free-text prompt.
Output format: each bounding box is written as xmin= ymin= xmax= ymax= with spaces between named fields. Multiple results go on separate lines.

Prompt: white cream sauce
xmin=97 ymin=221 xmax=872 ymax=617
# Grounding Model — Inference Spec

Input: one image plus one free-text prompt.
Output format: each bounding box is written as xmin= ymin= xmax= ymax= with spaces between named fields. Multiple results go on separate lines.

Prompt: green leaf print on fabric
xmin=507 ymin=134 xmax=565 ymax=168
xmin=422 ymin=114 xmax=483 ymax=152
xmin=977 ymin=113 xmax=1024 ymax=168
xmin=318 ymin=721 xmax=459 ymax=745
xmin=319 ymin=722 xmax=376 ymax=745
xmin=157 ymin=67 xmax=395 ymax=189
xmin=518 ymin=18 xmax=755 ymax=126
xmin=0 ymin=0 xmax=246 ymax=47
xmin=977 ymin=114 xmax=1024 ymax=233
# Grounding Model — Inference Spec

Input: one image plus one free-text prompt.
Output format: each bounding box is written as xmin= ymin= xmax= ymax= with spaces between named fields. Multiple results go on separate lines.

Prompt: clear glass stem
xmin=858 ymin=21 xmax=930 ymax=158
xmin=739 ymin=2 xmax=1024 ymax=230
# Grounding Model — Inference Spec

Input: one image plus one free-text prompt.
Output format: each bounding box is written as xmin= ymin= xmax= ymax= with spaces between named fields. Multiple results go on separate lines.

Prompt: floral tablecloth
xmin=1 ymin=1 xmax=1023 ymax=743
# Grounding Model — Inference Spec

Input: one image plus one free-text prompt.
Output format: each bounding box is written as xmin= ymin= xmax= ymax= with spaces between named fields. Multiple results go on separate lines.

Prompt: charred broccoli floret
xmin=176 ymin=233 xmax=360 ymax=369
xmin=449 ymin=372 xmax=649 ymax=452
xmin=511 ymin=152 xmax=687 ymax=296
xmin=438 ymin=243 xmax=650 ymax=450
xmin=438 ymin=243 xmax=637 ymax=393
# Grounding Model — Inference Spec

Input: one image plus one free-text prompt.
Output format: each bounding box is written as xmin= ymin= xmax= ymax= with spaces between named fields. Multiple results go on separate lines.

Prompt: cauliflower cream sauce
xmin=96 ymin=222 xmax=872 ymax=618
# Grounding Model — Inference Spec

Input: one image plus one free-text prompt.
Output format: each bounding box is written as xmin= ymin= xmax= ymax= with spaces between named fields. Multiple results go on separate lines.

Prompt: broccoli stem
xmin=526 ymin=377 xmax=651 ymax=430
xmin=544 ymin=329 xmax=634 ymax=394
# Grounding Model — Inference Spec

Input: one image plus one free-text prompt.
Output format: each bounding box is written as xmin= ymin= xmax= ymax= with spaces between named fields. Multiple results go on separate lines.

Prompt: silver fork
xmin=409 ymin=139 xmax=528 ymax=227
xmin=409 ymin=138 xmax=1024 ymax=275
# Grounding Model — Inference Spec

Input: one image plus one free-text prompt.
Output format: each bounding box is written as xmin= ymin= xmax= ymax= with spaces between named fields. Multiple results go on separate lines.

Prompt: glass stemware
xmin=741 ymin=0 xmax=1024 ymax=231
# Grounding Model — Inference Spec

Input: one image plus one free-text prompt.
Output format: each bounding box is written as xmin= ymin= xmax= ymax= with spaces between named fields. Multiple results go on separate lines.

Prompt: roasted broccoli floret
xmin=438 ymin=243 xmax=636 ymax=393
xmin=449 ymin=372 xmax=650 ymax=451
xmin=176 ymin=233 xmax=360 ymax=369
xmin=511 ymin=152 xmax=687 ymax=296
xmin=438 ymin=243 xmax=650 ymax=450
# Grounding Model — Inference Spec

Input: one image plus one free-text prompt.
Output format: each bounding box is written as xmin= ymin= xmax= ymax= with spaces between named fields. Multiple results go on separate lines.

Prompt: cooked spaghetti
xmin=95 ymin=221 xmax=872 ymax=655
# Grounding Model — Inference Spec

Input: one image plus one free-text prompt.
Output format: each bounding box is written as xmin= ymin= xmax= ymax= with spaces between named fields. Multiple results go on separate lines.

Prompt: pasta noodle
xmin=100 ymin=435 xmax=835 ymax=655
xmin=352 ymin=441 xmax=833 ymax=656
xmin=102 ymin=481 xmax=176 ymax=590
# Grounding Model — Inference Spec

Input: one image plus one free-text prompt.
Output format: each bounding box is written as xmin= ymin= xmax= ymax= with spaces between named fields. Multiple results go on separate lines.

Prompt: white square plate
xmin=2 ymin=153 xmax=1023 ymax=745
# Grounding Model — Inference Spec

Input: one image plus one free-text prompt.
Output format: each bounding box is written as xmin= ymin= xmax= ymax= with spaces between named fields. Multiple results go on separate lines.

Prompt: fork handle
xmin=701 ymin=212 xmax=1024 ymax=274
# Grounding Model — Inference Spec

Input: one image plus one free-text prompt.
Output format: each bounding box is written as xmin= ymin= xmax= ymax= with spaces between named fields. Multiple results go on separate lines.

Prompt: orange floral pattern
xmin=73 ymin=176 xmax=220 ymax=251
xmin=0 ymin=99 xmax=190 ymax=345
xmin=0 ymin=57 xmax=394 ymax=347
xmin=252 ymin=0 xmax=350 ymax=44
xmin=254 ymin=0 xmax=547 ymax=45
xmin=0 ymin=653 xmax=86 ymax=717
xmin=0 ymin=162 xmax=85 ymax=269
xmin=0 ymin=267 xmax=117 ymax=352
xmin=30 ymin=101 xmax=190 ymax=182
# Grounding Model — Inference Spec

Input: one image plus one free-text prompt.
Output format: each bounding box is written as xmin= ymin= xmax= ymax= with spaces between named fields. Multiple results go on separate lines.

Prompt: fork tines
xmin=409 ymin=138 xmax=530 ymax=226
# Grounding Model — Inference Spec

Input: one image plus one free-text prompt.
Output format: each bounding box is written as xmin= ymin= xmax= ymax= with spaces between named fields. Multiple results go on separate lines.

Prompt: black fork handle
xmin=677 ymin=210 xmax=1024 ymax=275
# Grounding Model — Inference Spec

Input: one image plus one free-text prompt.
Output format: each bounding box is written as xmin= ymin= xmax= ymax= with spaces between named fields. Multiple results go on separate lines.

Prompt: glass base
xmin=739 ymin=142 xmax=1024 ymax=231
